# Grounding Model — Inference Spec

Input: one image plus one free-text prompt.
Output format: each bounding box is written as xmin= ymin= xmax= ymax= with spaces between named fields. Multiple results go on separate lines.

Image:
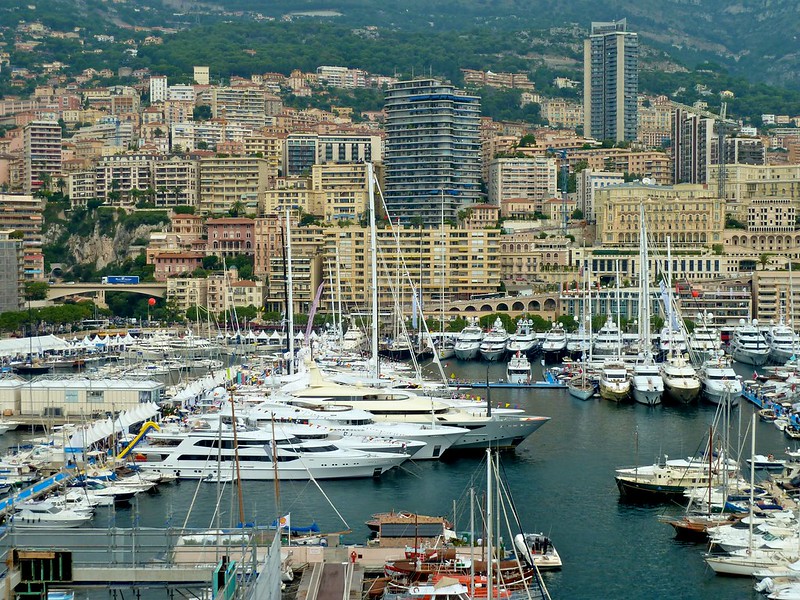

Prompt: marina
xmin=0 ymin=352 xmax=794 ymax=599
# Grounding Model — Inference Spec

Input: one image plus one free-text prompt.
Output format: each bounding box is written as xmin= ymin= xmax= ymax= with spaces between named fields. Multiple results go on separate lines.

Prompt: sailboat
xmin=659 ymin=238 xmax=702 ymax=403
xmin=568 ymin=268 xmax=596 ymax=400
xmin=631 ymin=204 xmax=664 ymax=406
xmin=705 ymin=414 xmax=800 ymax=576
xmin=598 ymin=260 xmax=631 ymax=402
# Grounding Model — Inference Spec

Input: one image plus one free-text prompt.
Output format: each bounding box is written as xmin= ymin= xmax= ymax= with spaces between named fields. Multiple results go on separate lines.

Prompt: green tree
xmin=759 ymin=253 xmax=772 ymax=270
xmin=24 ymin=281 xmax=50 ymax=301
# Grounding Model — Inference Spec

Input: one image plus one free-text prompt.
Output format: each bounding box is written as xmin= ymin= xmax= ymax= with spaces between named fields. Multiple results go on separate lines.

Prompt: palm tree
xmin=759 ymin=253 xmax=772 ymax=271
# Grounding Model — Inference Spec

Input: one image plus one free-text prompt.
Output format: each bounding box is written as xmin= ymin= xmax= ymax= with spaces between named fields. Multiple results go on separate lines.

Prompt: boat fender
xmin=350 ymin=550 xmax=358 ymax=563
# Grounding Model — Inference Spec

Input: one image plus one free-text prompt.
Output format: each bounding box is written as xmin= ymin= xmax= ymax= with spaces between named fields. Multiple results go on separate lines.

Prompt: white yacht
xmin=507 ymin=319 xmax=537 ymax=355
xmin=136 ymin=427 xmax=409 ymax=480
xmin=479 ymin=318 xmax=509 ymax=362
xmin=765 ymin=319 xmax=799 ymax=365
xmin=658 ymin=325 xmax=687 ymax=357
xmin=283 ymin=366 xmax=551 ymax=450
xmin=699 ymin=355 xmax=742 ymax=406
xmin=593 ymin=317 xmax=622 ymax=357
xmin=506 ymin=352 xmax=532 ymax=384
xmin=660 ymin=354 xmax=702 ymax=403
xmin=598 ymin=360 xmax=631 ymax=402
xmin=241 ymin=400 xmax=469 ymax=460
xmin=453 ymin=319 xmax=483 ymax=361
xmin=688 ymin=312 xmax=722 ymax=364
xmin=541 ymin=323 xmax=567 ymax=363
xmin=11 ymin=500 xmax=94 ymax=528
xmin=341 ymin=320 xmax=368 ymax=353
xmin=632 ymin=362 xmax=664 ymax=406
xmin=729 ymin=319 xmax=770 ymax=366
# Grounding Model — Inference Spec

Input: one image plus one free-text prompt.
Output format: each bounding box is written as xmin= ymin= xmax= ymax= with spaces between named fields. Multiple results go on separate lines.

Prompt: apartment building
xmin=576 ymin=169 xmax=625 ymax=221
xmin=0 ymin=193 xmax=44 ymax=279
xmin=94 ymin=154 xmax=155 ymax=205
xmin=22 ymin=120 xmax=61 ymax=193
xmin=210 ymin=86 xmax=269 ymax=128
xmin=283 ymin=132 xmax=380 ymax=176
xmin=321 ymin=225 xmax=500 ymax=317
xmin=0 ymin=231 xmax=23 ymax=312
xmin=197 ymin=156 xmax=273 ymax=215
xmin=149 ymin=75 xmax=168 ymax=104
xmin=316 ymin=66 xmax=368 ymax=89
xmin=264 ymin=222 xmax=324 ymax=315
xmin=487 ymin=156 xmax=557 ymax=204
xmin=153 ymin=251 xmax=204 ymax=281
xmin=152 ymin=157 xmax=199 ymax=207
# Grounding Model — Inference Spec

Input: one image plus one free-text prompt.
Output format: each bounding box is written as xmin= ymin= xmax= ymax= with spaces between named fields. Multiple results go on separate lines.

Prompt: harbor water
xmin=3 ymin=359 xmax=788 ymax=599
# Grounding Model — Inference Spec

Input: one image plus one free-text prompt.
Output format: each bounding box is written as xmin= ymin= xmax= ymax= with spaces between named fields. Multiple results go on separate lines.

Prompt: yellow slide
xmin=117 ymin=420 xmax=161 ymax=459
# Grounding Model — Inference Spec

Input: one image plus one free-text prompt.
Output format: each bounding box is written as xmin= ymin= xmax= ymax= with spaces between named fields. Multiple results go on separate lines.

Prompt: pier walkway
xmin=0 ymin=469 xmax=74 ymax=518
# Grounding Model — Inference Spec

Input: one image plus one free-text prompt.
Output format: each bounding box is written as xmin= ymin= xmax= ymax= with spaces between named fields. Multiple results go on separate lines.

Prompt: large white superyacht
xmin=281 ymin=366 xmax=550 ymax=450
xmin=136 ymin=422 xmax=409 ymax=480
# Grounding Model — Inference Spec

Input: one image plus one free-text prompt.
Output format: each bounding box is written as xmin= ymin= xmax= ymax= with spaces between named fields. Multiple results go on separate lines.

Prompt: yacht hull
xmin=599 ymin=382 xmax=630 ymax=402
xmin=632 ymin=387 xmax=663 ymax=406
xmin=568 ymin=382 xmax=596 ymax=400
xmin=702 ymin=387 xmax=741 ymax=406
xmin=614 ymin=477 xmax=687 ymax=502
xmin=730 ymin=347 xmax=770 ymax=366
xmin=446 ymin=416 xmax=550 ymax=450
xmin=454 ymin=344 xmax=481 ymax=361
xmin=480 ymin=348 xmax=506 ymax=362
xmin=663 ymin=380 xmax=701 ymax=403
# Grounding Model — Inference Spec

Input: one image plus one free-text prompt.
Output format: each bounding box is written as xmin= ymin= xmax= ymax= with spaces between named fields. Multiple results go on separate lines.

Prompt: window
xmin=65 ymin=390 xmax=79 ymax=403
xmin=88 ymin=390 xmax=104 ymax=403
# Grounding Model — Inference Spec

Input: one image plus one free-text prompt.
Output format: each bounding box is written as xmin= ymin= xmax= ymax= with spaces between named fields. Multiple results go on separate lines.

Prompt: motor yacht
xmin=282 ymin=365 xmax=550 ymax=451
xmin=506 ymin=352 xmax=532 ymax=384
xmin=453 ymin=319 xmax=483 ymax=361
xmin=593 ymin=317 xmax=622 ymax=357
xmin=541 ymin=323 xmax=567 ymax=363
xmin=765 ymin=319 xmax=799 ymax=365
xmin=660 ymin=354 xmax=702 ymax=403
xmin=729 ymin=319 xmax=770 ymax=366
xmin=598 ymin=360 xmax=631 ymax=402
xmin=136 ymin=427 xmax=409 ymax=480
xmin=688 ymin=312 xmax=722 ymax=365
xmin=506 ymin=319 xmax=537 ymax=355
xmin=631 ymin=362 xmax=664 ymax=406
xmin=241 ymin=400 xmax=469 ymax=460
xmin=699 ymin=355 xmax=742 ymax=406
xmin=479 ymin=318 xmax=509 ymax=362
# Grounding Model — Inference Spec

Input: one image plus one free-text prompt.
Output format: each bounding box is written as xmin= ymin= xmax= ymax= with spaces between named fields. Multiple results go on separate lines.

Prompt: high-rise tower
xmin=583 ymin=19 xmax=639 ymax=143
xmin=384 ymin=79 xmax=482 ymax=226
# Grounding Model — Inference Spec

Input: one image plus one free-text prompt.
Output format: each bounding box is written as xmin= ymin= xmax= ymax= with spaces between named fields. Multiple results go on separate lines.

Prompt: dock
xmin=0 ymin=469 xmax=74 ymax=518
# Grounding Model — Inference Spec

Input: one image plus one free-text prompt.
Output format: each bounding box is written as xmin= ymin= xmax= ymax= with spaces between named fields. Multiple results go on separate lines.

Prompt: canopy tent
xmin=0 ymin=335 xmax=73 ymax=358
xmin=66 ymin=402 xmax=160 ymax=450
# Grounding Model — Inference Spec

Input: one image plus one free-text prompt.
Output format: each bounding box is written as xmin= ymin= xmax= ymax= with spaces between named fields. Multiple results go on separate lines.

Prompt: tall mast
xmin=486 ymin=449 xmax=493 ymax=600
xmin=639 ymin=203 xmax=651 ymax=360
xmin=368 ymin=162 xmax=380 ymax=379
xmin=285 ymin=207 xmax=294 ymax=375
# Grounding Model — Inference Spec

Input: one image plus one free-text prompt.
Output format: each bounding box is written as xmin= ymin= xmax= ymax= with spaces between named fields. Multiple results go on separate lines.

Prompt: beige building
xmin=0 ymin=194 xmax=44 ymax=279
xmin=752 ymin=270 xmax=800 ymax=324
xmin=540 ymin=99 xmax=583 ymax=130
xmin=153 ymin=157 xmax=199 ymax=207
xmin=500 ymin=233 xmax=573 ymax=285
xmin=463 ymin=204 xmax=501 ymax=229
xmin=714 ymin=164 xmax=800 ymax=204
xmin=321 ymin=225 xmax=501 ymax=317
xmin=197 ymin=156 xmax=273 ymax=214
xmin=166 ymin=277 xmax=208 ymax=313
xmin=568 ymin=148 xmax=672 ymax=185
xmin=23 ymin=120 xmax=61 ymax=193
xmin=595 ymin=183 xmax=724 ymax=249
xmin=488 ymin=156 xmax=558 ymax=204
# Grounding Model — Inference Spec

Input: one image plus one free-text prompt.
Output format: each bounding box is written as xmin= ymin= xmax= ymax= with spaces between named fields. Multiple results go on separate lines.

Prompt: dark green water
xmin=7 ymin=359 xmax=787 ymax=599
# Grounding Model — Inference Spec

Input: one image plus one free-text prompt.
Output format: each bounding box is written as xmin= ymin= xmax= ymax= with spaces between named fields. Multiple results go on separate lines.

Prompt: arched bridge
xmin=446 ymin=293 xmax=560 ymax=318
xmin=48 ymin=282 xmax=168 ymax=302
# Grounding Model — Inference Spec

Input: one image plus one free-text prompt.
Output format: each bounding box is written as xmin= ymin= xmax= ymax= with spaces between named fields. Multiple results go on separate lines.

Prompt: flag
xmin=278 ymin=513 xmax=291 ymax=530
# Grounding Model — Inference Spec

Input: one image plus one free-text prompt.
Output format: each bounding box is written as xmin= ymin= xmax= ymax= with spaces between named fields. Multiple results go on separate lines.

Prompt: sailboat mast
xmin=335 ymin=246 xmax=343 ymax=344
xmin=486 ymin=449 xmax=493 ymax=600
xmin=367 ymin=162 xmax=380 ymax=379
xmin=285 ymin=207 xmax=295 ymax=375
xmin=639 ymin=204 xmax=651 ymax=358
xmin=615 ymin=259 xmax=622 ymax=358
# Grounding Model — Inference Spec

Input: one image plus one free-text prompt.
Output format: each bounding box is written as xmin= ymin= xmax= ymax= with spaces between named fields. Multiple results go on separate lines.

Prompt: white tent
xmin=0 ymin=334 xmax=73 ymax=358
